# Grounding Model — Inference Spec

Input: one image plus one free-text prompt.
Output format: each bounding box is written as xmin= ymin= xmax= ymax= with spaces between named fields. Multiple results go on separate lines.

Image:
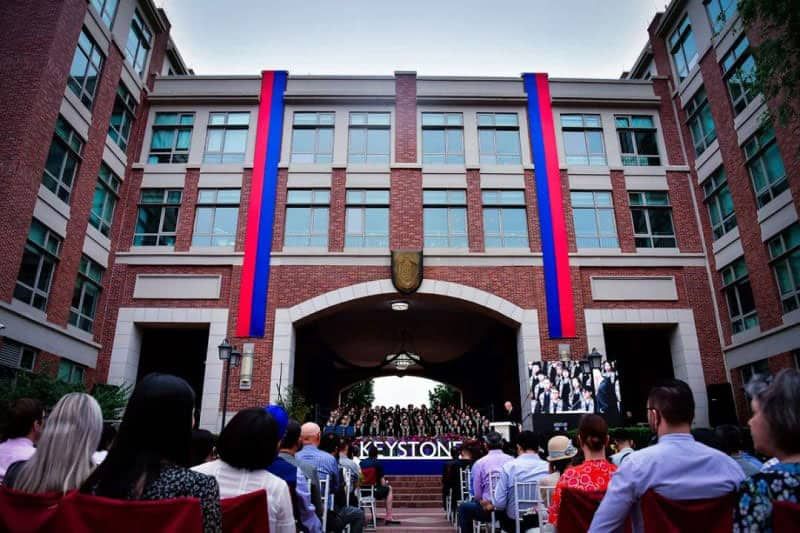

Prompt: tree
xmin=276 ymin=385 xmax=312 ymax=422
xmin=428 ymin=384 xmax=460 ymax=408
xmin=341 ymin=380 xmax=374 ymax=407
xmin=739 ymin=0 xmax=800 ymax=137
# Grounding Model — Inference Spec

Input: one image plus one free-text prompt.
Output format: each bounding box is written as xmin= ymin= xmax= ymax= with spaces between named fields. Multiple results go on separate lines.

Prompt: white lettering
xmin=419 ymin=441 xmax=436 ymax=457
xmin=385 ymin=440 xmax=398 ymax=457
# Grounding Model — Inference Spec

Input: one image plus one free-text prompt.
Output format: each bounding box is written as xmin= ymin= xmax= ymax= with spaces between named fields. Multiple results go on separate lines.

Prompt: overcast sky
xmin=372 ymin=376 xmax=442 ymax=406
xmin=155 ymin=0 xmax=664 ymax=78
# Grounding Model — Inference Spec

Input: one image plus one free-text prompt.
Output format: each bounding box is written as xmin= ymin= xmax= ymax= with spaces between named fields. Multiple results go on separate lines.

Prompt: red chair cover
xmin=361 ymin=466 xmax=378 ymax=486
xmin=55 ymin=491 xmax=204 ymax=532
xmin=221 ymin=489 xmax=269 ymax=533
xmin=640 ymin=489 xmax=736 ymax=533
xmin=0 ymin=486 xmax=63 ymax=533
xmin=773 ymin=500 xmax=800 ymax=533
xmin=557 ymin=488 xmax=606 ymax=533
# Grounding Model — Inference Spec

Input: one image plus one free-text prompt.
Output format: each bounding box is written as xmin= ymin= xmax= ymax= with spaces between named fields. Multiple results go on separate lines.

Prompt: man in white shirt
xmin=0 ymin=398 xmax=43 ymax=482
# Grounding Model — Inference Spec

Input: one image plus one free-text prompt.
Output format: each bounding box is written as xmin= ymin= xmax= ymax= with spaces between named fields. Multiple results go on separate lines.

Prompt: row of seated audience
xmin=0 ymin=373 xmax=402 ymax=533
xmin=446 ymin=369 xmax=800 ymax=532
xmin=325 ymin=404 xmax=491 ymax=438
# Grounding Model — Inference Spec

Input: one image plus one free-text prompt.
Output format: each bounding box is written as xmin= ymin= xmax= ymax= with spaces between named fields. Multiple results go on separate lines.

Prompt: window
xmin=89 ymin=163 xmax=121 ymax=236
xmin=705 ymin=0 xmax=736 ymax=33
xmin=69 ymin=255 xmax=103 ymax=333
xmin=193 ymin=189 xmax=241 ymax=247
xmin=482 ymin=190 xmax=528 ymax=248
xmin=616 ymin=115 xmax=661 ymax=166
xmin=477 ymin=113 xmax=522 ymax=165
xmin=703 ymin=167 xmax=736 ymax=240
xmin=570 ymin=191 xmax=618 ymax=248
xmin=108 ymin=84 xmax=137 ymax=151
xmin=686 ymin=88 xmax=717 ymax=156
xmin=348 ymin=112 xmax=390 ymax=164
xmin=721 ymin=37 xmax=757 ymax=115
xmin=67 ymin=28 xmax=104 ymax=108
xmin=423 ymin=190 xmax=467 ymax=248
xmin=57 ymin=360 xmax=85 ymax=385
xmin=284 ymin=189 xmax=330 ymax=247
xmin=125 ymin=9 xmax=152 ymax=76
xmin=629 ymin=191 xmax=676 ymax=248
xmin=133 ymin=189 xmax=182 ymax=246
xmin=740 ymin=358 xmax=770 ymax=385
xmin=291 ymin=112 xmax=334 ymax=163
xmin=560 ymin=114 xmax=606 ymax=165
xmin=90 ymin=0 xmax=118 ymax=27
xmin=203 ymin=112 xmax=250 ymax=163
xmin=42 ymin=116 xmax=84 ymax=203
xmin=148 ymin=112 xmax=194 ymax=163
xmin=669 ymin=16 xmax=699 ymax=80
xmin=0 ymin=340 xmax=37 ymax=372
xmin=744 ymin=126 xmax=787 ymax=207
xmin=14 ymin=220 xmax=62 ymax=311
xmin=345 ymin=190 xmax=389 ymax=248
xmin=721 ymin=258 xmax=759 ymax=334
xmin=768 ymin=223 xmax=800 ymax=313
xmin=422 ymin=113 xmax=465 ymax=164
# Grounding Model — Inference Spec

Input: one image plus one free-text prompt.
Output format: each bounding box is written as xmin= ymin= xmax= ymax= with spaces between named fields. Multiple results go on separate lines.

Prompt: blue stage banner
xmin=355 ymin=437 xmax=463 ymax=460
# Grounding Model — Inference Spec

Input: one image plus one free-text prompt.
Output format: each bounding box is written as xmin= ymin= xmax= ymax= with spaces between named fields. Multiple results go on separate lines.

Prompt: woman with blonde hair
xmin=4 ymin=392 xmax=103 ymax=494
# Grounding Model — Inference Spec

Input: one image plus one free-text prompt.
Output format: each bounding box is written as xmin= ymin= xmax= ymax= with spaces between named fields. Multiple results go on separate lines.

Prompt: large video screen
xmin=528 ymin=360 xmax=620 ymax=415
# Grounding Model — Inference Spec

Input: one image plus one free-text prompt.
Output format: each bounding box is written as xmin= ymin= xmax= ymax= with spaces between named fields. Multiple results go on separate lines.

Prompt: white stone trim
xmin=107 ymin=307 xmax=229 ymax=430
xmin=584 ymin=308 xmax=710 ymax=426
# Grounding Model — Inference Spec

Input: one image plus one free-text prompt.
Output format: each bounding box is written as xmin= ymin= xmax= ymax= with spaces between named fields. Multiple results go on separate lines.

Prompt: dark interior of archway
xmin=604 ymin=324 xmax=675 ymax=423
xmin=292 ymin=294 xmax=520 ymax=417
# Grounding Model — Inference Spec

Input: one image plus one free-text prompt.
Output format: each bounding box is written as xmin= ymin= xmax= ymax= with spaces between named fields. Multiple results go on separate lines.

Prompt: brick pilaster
xmin=174 ymin=168 xmax=199 ymax=251
xmin=466 ymin=170 xmax=484 ymax=252
xmin=329 ymin=168 xmax=347 ymax=252
xmin=394 ymin=72 xmax=417 ymax=164
xmin=610 ymin=170 xmax=636 ymax=253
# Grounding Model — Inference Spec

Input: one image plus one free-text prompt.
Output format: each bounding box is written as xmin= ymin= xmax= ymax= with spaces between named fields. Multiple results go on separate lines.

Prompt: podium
xmin=489 ymin=421 xmax=515 ymax=442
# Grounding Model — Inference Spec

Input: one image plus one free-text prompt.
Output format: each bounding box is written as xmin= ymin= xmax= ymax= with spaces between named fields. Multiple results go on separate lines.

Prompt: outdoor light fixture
xmin=390 ymin=301 xmax=409 ymax=311
xmin=558 ymin=344 xmax=571 ymax=362
xmin=588 ymin=347 xmax=603 ymax=371
xmin=239 ymin=343 xmax=254 ymax=390
xmin=217 ymin=338 xmax=242 ymax=432
xmin=383 ymin=330 xmax=422 ymax=371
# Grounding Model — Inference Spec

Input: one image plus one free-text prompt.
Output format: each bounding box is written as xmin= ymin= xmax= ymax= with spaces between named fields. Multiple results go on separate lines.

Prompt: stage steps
xmin=385 ymin=475 xmax=443 ymax=509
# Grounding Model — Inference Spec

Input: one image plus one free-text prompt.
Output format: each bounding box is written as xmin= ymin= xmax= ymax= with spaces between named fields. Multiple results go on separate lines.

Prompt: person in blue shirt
xmin=714 ymin=424 xmax=763 ymax=477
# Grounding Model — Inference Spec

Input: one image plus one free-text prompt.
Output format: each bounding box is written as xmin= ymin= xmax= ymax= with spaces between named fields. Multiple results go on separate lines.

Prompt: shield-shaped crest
xmin=391 ymin=250 xmax=423 ymax=294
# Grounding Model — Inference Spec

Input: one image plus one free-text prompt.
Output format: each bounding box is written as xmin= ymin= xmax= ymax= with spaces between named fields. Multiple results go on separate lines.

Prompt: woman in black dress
xmin=81 ymin=373 xmax=221 ymax=532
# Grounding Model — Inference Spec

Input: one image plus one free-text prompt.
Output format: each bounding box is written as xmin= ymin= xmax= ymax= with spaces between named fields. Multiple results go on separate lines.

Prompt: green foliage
xmin=342 ymin=380 xmax=375 ymax=407
xmin=90 ymin=382 xmax=132 ymax=421
xmin=276 ymin=385 xmax=312 ymax=422
xmin=428 ymin=384 xmax=460 ymax=408
xmin=739 ymin=0 xmax=800 ymax=135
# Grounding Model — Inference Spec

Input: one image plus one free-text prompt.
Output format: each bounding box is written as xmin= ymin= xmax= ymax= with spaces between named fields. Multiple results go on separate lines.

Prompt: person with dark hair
xmin=337 ymin=438 xmax=361 ymax=500
xmin=610 ymin=428 xmax=635 ymax=466
xmin=539 ymin=435 xmax=578 ymax=493
xmin=714 ymin=424 xmax=762 ymax=476
xmin=734 ymin=369 xmax=800 ymax=532
xmin=81 ymin=373 xmax=222 ymax=533
xmin=0 ymin=398 xmax=44 ymax=482
xmin=92 ymin=422 xmax=117 ymax=465
xmin=590 ymin=379 xmax=744 ymax=532
xmin=360 ymin=446 xmax=399 ymax=524
xmin=189 ymin=429 xmax=216 ymax=467
xmin=457 ymin=431 xmax=512 ymax=533
xmin=548 ymin=414 xmax=616 ymax=527
xmin=192 ymin=408 xmax=294 ymax=533
xmin=690 ymin=427 xmax=723 ymax=451
xmin=490 ymin=431 xmax=549 ymax=532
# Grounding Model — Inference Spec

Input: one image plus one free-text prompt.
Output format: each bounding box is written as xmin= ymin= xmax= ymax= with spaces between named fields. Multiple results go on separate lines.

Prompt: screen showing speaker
xmin=528 ymin=360 xmax=621 ymax=416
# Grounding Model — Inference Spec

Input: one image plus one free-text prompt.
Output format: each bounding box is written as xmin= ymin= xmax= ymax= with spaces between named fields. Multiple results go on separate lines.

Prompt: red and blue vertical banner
xmin=237 ymin=70 xmax=287 ymax=337
xmin=523 ymin=73 xmax=576 ymax=339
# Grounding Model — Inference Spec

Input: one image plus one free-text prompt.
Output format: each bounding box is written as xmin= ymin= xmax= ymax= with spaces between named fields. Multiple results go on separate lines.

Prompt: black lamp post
xmin=588 ymin=347 xmax=603 ymax=371
xmin=218 ymin=338 xmax=241 ymax=432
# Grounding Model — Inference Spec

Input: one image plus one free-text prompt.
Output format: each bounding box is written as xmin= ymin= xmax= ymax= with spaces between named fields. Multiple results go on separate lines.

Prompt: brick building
xmin=0 ymin=0 xmax=796 ymax=430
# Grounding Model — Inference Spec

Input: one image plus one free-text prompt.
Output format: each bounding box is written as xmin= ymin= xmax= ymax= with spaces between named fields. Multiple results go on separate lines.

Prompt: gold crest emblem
xmin=391 ymin=250 xmax=423 ymax=294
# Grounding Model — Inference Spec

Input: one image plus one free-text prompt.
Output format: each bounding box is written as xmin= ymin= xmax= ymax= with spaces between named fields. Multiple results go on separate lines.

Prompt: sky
xmin=154 ymin=0 xmax=665 ymax=78
xmin=372 ymin=376 xmax=441 ymax=407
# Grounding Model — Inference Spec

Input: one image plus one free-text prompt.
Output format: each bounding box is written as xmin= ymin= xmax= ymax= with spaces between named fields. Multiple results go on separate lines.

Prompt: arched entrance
xmin=270 ymin=279 xmax=541 ymax=426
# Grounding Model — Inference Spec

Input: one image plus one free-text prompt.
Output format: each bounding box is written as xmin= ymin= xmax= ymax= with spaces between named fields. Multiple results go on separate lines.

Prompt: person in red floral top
xmin=548 ymin=414 xmax=616 ymax=527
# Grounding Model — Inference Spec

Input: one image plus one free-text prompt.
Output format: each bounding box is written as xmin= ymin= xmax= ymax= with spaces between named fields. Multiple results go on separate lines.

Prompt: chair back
xmin=0 ymin=486 xmax=63 ymax=533
xmin=513 ymin=480 xmax=541 ymax=519
xmin=221 ymin=489 xmax=268 ymax=533
xmin=640 ymin=489 xmax=736 ymax=533
xmin=557 ymin=488 xmax=606 ymax=533
xmin=459 ymin=466 xmax=472 ymax=500
xmin=318 ymin=473 xmax=331 ymax=533
xmin=774 ymin=500 xmax=800 ymax=533
xmin=361 ymin=466 xmax=378 ymax=486
xmin=341 ymin=466 xmax=353 ymax=506
xmin=55 ymin=491 xmax=203 ymax=532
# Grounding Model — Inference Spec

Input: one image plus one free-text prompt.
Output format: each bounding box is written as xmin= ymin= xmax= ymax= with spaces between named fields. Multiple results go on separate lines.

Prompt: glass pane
xmin=213 ymin=207 xmax=238 ymax=235
xmin=223 ymin=129 xmax=247 ymax=153
xmin=446 ymin=113 xmax=463 ymax=126
xmin=206 ymin=129 xmax=224 ymax=152
xmin=597 ymin=210 xmax=617 ymax=234
xmin=292 ymin=129 xmax=314 ymax=155
xmin=763 ymin=145 xmax=786 ymax=183
xmin=502 ymin=209 xmax=527 ymax=234
xmin=424 ymin=190 xmax=448 ymax=204
xmin=500 ymin=190 xmax=525 ymax=205
xmin=631 ymin=209 xmax=648 ymax=234
xmin=479 ymin=130 xmax=494 ymax=155
xmin=422 ymin=113 xmax=445 ymax=126
xmin=162 ymin=207 xmax=179 ymax=232
xmin=595 ymin=192 xmax=613 ymax=207
xmin=446 ymin=129 xmax=464 ymax=155
xmin=150 ymin=129 xmax=174 ymax=150
xmin=632 ymin=116 xmax=654 ymax=128
xmin=563 ymin=131 xmax=587 ymax=157
xmin=217 ymin=189 xmax=241 ymax=203
xmin=287 ymin=190 xmax=312 ymax=204
xmin=364 ymin=208 xmax=388 ymax=234
xmin=495 ymin=130 xmax=520 ymax=156
xmin=209 ymin=113 xmax=226 ymax=125
xmin=346 ymin=208 xmax=363 ymax=235
xmin=167 ymin=190 xmax=182 ymax=203
xmin=645 ymin=191 xmax=670 ymax=206
xmin=477 ymin=114 xmax=494 ymax=126
xmin=635 ymin=131 xmax=659 ymax=155
xmin=451 ymin=208 xmax=467 ymax=233
xmin=227 ymin=112 xmax=250 ymax=125
xmin=648 ymin=210 xmax=674 ymax=235
xmin=317 ymin=128 xmax=334 ymax=155
xmin=318 ymin=113 xmax=335 ymax=125
xmin=285 ymin=207 xmax=311 ymax=234
xmin=135 ymin=206 xmax=161 ymax=233
xmin=738 ymin=282 xmax=756 ymax=313
xmin=449 ymin=190 xmax=466 ymax=204
xmin=349 ymin=129 xmax=366 ymax=155
xmin=365 ymin=190 xmax=389 ymax=204
xmin=618 ymin=131 xmax=635 ymax=154
xmin=194 ymin=207 xmax=214 ymax=233
xmin=483 ymin=209 xmax=500 ymax=233
xmin=424 ymin=208 xmax=448 ymax=236
xmin=586 ymin=131 xmax=605 ymax=156
xmin=311 ymin=207 xmax=329 ymax=234
xmin=495 ymin=114 xmax=518 ymax=126
xmin=570 ymin=192 xmax=594 ymax=207
xmin=573 ymin=209 xmax=598 ymax=237
xmin=175 ymin=129 xmax=192 ymax=150
xmin=197 ymin=190 xmax=216 ymax=204
xmin=584 ymin=115 xmax=602 ymax=128
xmin=368 ymin=113 xmax=390 ymax=126
xmin=154 ymin=113 xmax=177 ymax=125
xmin=423 ymin=130 xmax=445 ymax=155
xmin=560 ymin=114 xmax=583 ymax=128
xmin=367 ymin=129 xmax=389 ymax=155
xmin=350 ymin=113 xmax=367 ymax=125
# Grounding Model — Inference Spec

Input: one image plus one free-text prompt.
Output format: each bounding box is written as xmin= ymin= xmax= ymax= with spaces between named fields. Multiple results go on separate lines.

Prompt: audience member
xmin=360 ymin=446 xmax=399 ymax=524
xmin=590 ymin=379 xmax=744 ymax=532
xmin=539 ymin=435 xmax=578 ymax=496
xmin=81 ymin=374 xmax=221 ymax=533
xmin=691 ymin=427 xmax=723 ymax=450
xmin=337 ymin=439 xmax=361 ymax=498
xmin=548 ymin=415 xmax=616 ymax=527
xmin=491 ymin=431 xmax=549 ymax=531
xmin=610 ymin=429 xmax=635 ymax=466
xmin=192 ymin=408 xmax=294 ymax=533
xmin=0 ymin=398 xmax=43 ymax=483
xmin=734 ymin=369 xmax=800 ymax=532
xmin=442 ymin=445 xmax=471 ymax=510
xmin=189 ymin=429 xmax=216 ymax=467
xmin=92 ymin=422 xmax=117 ymax=466
xmin=457 ymin=431 xmax=512 ymax=533
xmin=4 ymin=393 xmax=101 ymax=494
xmin=715 ymin=424 xmax=762 ymax=476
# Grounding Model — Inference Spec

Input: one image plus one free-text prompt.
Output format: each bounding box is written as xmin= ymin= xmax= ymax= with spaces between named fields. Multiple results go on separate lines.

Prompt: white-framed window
xmin=560 ymin=114 xmax=606 ymax=165
xmin=0 ymin=340 xmax=37 ymax=372
xmin=629 ymin=191 xmax=676 ymax=248
xmin=203 ymin=112 xmax=250 ymax=164
xmin=90 ymin=0 xmax=119 ymax=27
xmin=702 ymin=167 xmax=736 ymax=240
xmin=57 ymin=360 xmax=85 ymax=385
xmin=348 ymin=112 xmax=390 ymax=164
xmin=125 ymin=9 xmax=152 ymax=76
xmin=571 ymin=191 xmax=618 ymax=248
xmin=669 ymin=15 xmax=698 ymax=80
xmin=482 ymin=190 xmax=528 ymax=248
xmin=193 ymin=189 xmax=241 ymax=247
xmin=42 ymin=116 xmax=84 ymax=203
xmin=108 ymin=84 xmax=137 ymax=151
xmin=89 ymin=163 xmax=121 ymax=237
xmin=744 ymin=126 xmax=787 ymax=208
xmin=422 ymin=113 xmax=465 ymax=164
xmin=284 ymin=189 xmax=330 ymax=247
xmin=721 ymin=257 xmax=759 ymax=334
xmin=721 ymin=36 xmax=757 ymax=115
xmin=291 ymin=112 xmax=334 ymax=163
xmin=616 ymin=115 xmax=660 ymax=166
xmin=685 ymin=87 xmax=717 ymax=156
xmin=69 ymin=255 xmax=104 ymax=333
xmin=477 ymin=113 xmax=521 ymax=165
xmin=704 ymin=0 xmax=736 ymax=33
xmin=67 ymin=28 xmax=104 ymax=109
xmin=133 ymin=189 xmax=182 ymax=246
xmin=148 ymin=112 xmax=194 ymax=163
xmin=345 ymin=189 xmax=389 ymax=248
xmin=423 ymin=190 xmax=467 ymax=248
xmin=14 ymin=219 xmax=62 ymax=311
xmin=768 ymin=223 xmax=800 ymax=313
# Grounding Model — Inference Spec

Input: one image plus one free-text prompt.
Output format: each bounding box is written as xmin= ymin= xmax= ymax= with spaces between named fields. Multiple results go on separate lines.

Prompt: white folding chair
xmin=341 ymin=466 xmax=353 ymax=507
xmin=475 ymin=472 xmax=501 ymax=533
xmin=454 ymin=466 xmax=472 ymax=527
xmin=359 ymin=484 xmax=378 ymax=530
xmin=319 ymin=474 xmax=331 ymax=533
xmin=513 ymin=480 xmax=542 ymax=533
